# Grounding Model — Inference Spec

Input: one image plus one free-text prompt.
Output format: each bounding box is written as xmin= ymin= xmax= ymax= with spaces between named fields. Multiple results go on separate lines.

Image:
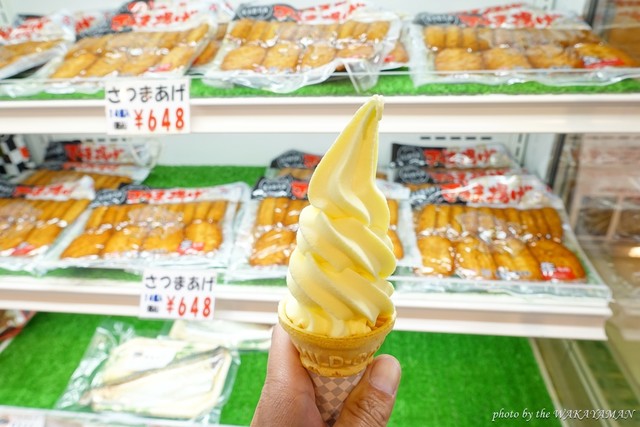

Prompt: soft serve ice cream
xmin=280 ymin=95 xmax=396 ymax=338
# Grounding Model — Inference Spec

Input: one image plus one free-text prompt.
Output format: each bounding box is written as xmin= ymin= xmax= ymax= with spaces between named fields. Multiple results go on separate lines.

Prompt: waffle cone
xmin=278 ymin=301 xmax=395 ymax=377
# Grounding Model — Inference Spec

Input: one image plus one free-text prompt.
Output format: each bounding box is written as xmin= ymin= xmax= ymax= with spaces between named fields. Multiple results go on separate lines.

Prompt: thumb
xmin=335 ymin=355 xmax=401 ymax=427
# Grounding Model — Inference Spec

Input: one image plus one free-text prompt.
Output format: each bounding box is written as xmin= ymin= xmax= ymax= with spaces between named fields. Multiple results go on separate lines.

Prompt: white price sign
xmin=140 ymin=269 xmax=217 ymax=320
xmin=105 ymin=78 xmax=190 ymax=135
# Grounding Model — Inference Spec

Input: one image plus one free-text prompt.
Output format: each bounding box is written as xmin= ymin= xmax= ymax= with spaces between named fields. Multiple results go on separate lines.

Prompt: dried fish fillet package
xmin=56 ymin=320 xmax=239 ymax=424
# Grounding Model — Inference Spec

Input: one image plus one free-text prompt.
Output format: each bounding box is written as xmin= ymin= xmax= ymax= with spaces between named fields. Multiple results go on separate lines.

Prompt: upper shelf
xmin=2 ymin=93 xmax=640 ymax=134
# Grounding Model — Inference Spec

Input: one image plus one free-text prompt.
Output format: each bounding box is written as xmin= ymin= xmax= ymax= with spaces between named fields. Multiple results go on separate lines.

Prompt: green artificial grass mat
xmin=1 ymin=74 xmax=639 ymax=102
xmin=0 ymin=313 xmax=560 ymax=427
xmin=142 ymin=165 xmax=265 ymax=188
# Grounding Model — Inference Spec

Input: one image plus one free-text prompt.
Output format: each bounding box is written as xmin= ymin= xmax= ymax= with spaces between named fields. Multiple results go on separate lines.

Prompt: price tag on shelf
xmin=105 ymin=78 xmax=191 ymax=135
xmin=140 ymin=268 xmax=217 ymax=320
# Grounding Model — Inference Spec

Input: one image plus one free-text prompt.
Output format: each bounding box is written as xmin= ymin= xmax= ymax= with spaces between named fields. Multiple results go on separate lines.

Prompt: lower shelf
xmin=0 ymin=275 xmax=611 ymax=339
xmin=0 ymin=312 xmax=559 ymax=427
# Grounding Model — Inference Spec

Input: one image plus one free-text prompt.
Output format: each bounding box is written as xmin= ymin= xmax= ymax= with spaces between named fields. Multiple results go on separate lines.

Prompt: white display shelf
xmin=1 ymin=94 xmax=640 ymax=134
xmin=0 ymin=275 xmax=611 ymax=340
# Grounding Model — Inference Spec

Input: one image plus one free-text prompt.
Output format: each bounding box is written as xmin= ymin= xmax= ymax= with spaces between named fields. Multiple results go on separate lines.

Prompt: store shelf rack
xmin=2 ymin=94 xmax=640 ymax=134
xmin=0 ymin=275 xmax=611 ymax=340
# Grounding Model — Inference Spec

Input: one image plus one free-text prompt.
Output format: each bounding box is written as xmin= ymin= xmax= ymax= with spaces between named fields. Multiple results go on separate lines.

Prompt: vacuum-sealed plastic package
xmin=56 ymin=320 xmax=239 ymax=424
xmin=48 ymin=182 xmax=246 ymax=272
xmin=203 ymin=1 xmax=402 ymax=93
xmin=230 ymin=176 xmax=309 ymax=278
xmin=0 ymin=12 xmax=74 ymax=80
xmin=43 ymin=137 xmax=161 ymax=167
xmin=189 ymin=2 xmax=235 ymax=74
xmin=169 ymin=319 xmax=272 ymax=351
xmin=376 ymin=179 xmax=420 ymax=268
xmin=408 ymin=174 xmax=590 ymax=284
xmin=17 ymin=137 xmax=159 ymax=190
xmin=390 ymin=142 xmax=518 ymax=169
xmin=265 ymin=149 xmax=323 ymax=179
xmin=13 ymin=1 xmax=216 ymax=95
xmin=0 ymin=179 xmax=94 ymax=272
xmin=267 ymin=148 xmax=388 ymax=180
xmin=408 ymin=3 xmax=640 ymax=87
xmin=228 ymin=175 xmax=416 ymax=281
xmin=19 ymin=163 xmax=149 ymax=190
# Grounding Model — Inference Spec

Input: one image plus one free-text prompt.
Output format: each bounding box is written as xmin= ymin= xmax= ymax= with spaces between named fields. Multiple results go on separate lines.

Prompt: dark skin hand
xmin=251 ymin=324 xmax=401 ymax=427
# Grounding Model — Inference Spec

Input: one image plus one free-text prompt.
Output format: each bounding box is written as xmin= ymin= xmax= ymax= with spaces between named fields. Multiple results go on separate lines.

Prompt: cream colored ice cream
xmin=280 ymin=95 xmax=396 ymax=338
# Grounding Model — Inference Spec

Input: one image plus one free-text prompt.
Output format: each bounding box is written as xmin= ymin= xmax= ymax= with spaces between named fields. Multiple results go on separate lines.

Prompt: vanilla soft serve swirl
xmin=282 ymin=96 xmax=396 ymax=338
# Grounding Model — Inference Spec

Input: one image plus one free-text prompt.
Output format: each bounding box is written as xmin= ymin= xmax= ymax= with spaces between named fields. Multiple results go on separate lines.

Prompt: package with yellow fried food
xmin=29 ymin=1 xmax=216 ymax=94
xmin=227 ymin=175 xmax=309 ymax=279
xmin=18 ymin=137 xmax=160 ymax=190
xmin=49 ymin=182 xmax=247 ymax=272
xmin=203 ymin=1 xmax=402 ymax=93
xmin=0 ymin=178 xmax=94 ymax=273
xmin=0 ymin=12 xmax=74 ymax=80
xmin=407 ymin=3 xmax=639 ymax=87
xmin=405 ymin=173 xmax=595 ymax=288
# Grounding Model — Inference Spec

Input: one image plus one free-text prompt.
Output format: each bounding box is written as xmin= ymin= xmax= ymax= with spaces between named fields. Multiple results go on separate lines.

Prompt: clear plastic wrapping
xmin=228 ymin=175 xmax=417 ymax=281
xmin=265 ymin=149 xmax=322 ymax=179
xmin=0 ymin=179 xmax=94 ymax=272
xmin=408 ymin=3 xmax=640 ymax=87
xmin=203 ymin=1 xmax=401 ymax=93
xmin=407 ymin=175 xmax=593 ymax=286
xmin=9 ymin=1 xmax=216 ymax=96
xmin=47 ymin=182 xmax=247 ymax=272
xmin=169 ymin=319 xmax=272 ymax=351
xmin=56 ymin=320 xmax=239 ymax=424
xmin=390 ymin=141 xmax=518 ymax=169
xmin=42 ymin=137 xmax=161 ymax=167
xmin=228 ymin=176 xmax=309 ymax=280
xmin=16 ymin=137 xmax=160 ymax=190
xmin=375 ymin=179 xmax=420 ymax=268
xmin=19 ymin=164 xmax=143 ymax=190
xmin=0 ymin=12 xmax=74 ymax=80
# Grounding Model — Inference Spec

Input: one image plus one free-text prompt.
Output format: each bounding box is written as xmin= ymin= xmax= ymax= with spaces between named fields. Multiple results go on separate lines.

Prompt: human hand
xmin=251 ymin=324 xmax=401 ymax=427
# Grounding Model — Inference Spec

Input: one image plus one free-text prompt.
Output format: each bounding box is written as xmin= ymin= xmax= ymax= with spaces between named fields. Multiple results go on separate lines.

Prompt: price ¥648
xmin=132 ymin=107 xmax=186 ymax=132
xmin=163 ymin=295 xmax=213 ymax=318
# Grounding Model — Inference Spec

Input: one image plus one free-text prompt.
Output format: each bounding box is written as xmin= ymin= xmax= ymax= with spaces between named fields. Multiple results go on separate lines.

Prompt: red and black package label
xmin=392 ymin=143 xmax=514 ymax=169
xmin=91 ymin=188 xmax=129 ymax=207
xmin=291 ymin=180 xmax=309 ymax=199
xmin=91 ymin=184 xmax=149 ymax=207
xmin=541 ymin=262 xmax=577 ymax=281
xmin=396 ymin=165 xmax=432 ymax=185
xmin=271 ymin=150 xmax=322 ymax=169
xmin=251 ymin=176 xmax=309 ymax=200
xmin=414 ymin=4 xmax=568 ymax=29
xmin=235 ymin=3 xmax=300 ymax=22
xmin=410 ymin=185 xmax=462 ymax=208
xmin=45 ymin=140 xmax=128 ymax=163
xmin=391 ymin=143 xmax=446 ymax=168
xmin=252 ymin=176 xmax=293 ymax=199
xmin=396 ymin=166 xmax=512 ymax=185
